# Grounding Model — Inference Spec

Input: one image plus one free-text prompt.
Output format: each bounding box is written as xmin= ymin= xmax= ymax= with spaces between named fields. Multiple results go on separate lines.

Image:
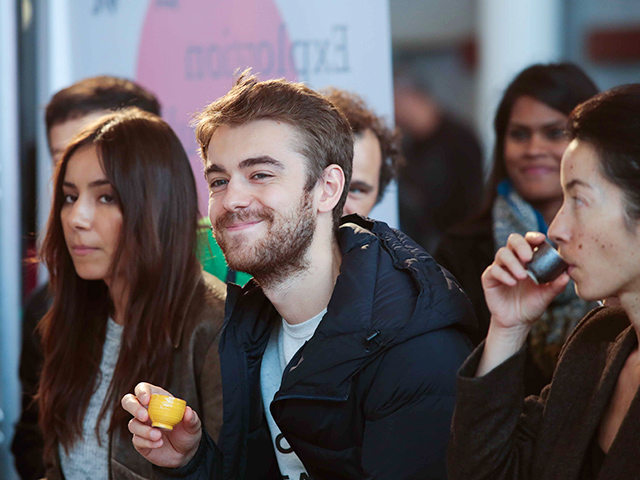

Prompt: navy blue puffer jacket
xmin=158 ymin=215 xmax=476 ymax=480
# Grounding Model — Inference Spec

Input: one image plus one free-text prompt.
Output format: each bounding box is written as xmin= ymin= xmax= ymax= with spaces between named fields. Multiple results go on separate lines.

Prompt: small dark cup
xmin=525 ymin=240 xmax=568 ymax=285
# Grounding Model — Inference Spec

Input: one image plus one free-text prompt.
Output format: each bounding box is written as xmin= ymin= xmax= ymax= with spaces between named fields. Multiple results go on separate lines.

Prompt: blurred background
xmin=2 ymin=0 xmax=640 ymax=477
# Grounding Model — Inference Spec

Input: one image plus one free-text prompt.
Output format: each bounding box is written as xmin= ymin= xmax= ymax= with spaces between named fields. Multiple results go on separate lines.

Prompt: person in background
xmin=394 ymin=68 xmax=484 ymax=253
xmin=38 ymin=109 xmax=225 ymax=479
xmin=448 ymin=83 xmax=640 ymax=480
xmin=12 ymin=75 xmax=162 ymax=480
xmin=436 ymin=63 xmax=599 ymax=395
xmin=45 ymin=76 xmax=162 ymax=164
xmin=323 ymin=87 xmax=403 ymax=217
xmin=122 ymin=72 xmax=475 ymax=480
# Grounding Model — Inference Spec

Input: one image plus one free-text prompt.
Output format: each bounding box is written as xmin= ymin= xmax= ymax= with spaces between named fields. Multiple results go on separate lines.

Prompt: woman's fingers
xmin=494 ymin=246 xmax=529 ymax=281
xmin=181 ymin=407 xmax=201 ymax=435
xmin=506 ymin=233 xmax=536 ymax=265
xmin=548 ymin=271 xmax=571 ymax=293
xmin=524 ymin=230 xmax=547 ymax=246
xmin=484 ymin=263 xmax=517 ymax=287
xmin=132 ymin=432 xmax=164 ymax=451
xmin=121 ymin=393 xmax=149 ymax=422
xmin=133 ymin=382 xmax=171 ymax=407
xmin=128 ymin=417 xmax=162 ymax=441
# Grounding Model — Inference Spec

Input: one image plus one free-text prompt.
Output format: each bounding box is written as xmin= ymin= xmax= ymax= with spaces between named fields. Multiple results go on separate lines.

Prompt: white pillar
xmin=36 ymin=0 xmax=74 ymax=262
xmin=476 ymin=0 xmax=562 ymax=169
xmin=0 ymin=0 xmax=22 ymax=476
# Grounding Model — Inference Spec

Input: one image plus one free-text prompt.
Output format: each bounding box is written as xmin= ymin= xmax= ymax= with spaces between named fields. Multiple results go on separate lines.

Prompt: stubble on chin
xmin=213 ymin=193 xmax=316 ymax=288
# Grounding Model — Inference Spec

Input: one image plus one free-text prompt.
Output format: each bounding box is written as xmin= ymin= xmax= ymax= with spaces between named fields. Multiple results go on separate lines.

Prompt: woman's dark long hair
xmin=38 ymin=108 xmax=201 ymax=458
xmin=481 ymin=63 xmax=598 ymax=214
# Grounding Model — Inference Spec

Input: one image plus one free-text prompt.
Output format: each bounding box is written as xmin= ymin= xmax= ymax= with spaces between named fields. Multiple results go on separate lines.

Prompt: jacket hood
xmin=275 ymin=214 xmax=476 ymax=399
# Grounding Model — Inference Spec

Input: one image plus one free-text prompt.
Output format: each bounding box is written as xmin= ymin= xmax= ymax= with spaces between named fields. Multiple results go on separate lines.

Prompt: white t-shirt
xmin=260 ymin=309 xmax=326 ymax=480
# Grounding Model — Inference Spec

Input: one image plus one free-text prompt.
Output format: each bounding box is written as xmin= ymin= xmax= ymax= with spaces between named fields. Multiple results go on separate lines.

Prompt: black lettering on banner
xmin=185 ymin=45 xmax=204 ymax=80
xmin=92 ymin=0 xmax=117 ymax=15
xmin=276 ymin=433 xmax=294 ymax=454
xmin=291 ymin=40 xmax=310 ymax=79
xmin=332 ymin=25 xmax=349 ymax=73
xmin=183 ymin=23 xmax=350 ymax=82
xmin=278 ymin=24 xmax=287 ymax=75
xmin=313 ymin=40 xmax=329 ymax=74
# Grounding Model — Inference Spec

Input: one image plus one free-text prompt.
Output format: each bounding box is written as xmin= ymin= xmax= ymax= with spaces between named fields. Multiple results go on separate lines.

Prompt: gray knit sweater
xmin=59 ymin=318 xmax=123 ymax=479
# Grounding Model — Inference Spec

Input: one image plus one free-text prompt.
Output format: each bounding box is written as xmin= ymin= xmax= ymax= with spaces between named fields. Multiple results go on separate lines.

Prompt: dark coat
xmin=448 ymin=306 xmax=640 ymax=480
xmin=39 ymin=273 xmax=226 ymax=480
xmin=160 ymin=215 xmax=476 ymax=480
xmin=434 ymin=214 xmax=493 ymax=344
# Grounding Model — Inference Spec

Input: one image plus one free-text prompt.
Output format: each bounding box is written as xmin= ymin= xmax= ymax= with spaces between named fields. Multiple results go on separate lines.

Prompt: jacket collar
xmin=539 ymin=307 xmax=637 ymax=478
xmin=224 ymin=215 xmax=474 ymax=399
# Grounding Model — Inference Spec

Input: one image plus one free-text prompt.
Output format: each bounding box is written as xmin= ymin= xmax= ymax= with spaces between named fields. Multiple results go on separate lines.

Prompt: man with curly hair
xmin=323 ymin=87 xmax=403 ymax=217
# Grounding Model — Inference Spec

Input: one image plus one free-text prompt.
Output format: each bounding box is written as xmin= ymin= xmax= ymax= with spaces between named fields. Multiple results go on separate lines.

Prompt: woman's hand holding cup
xmin=477 ymin=232 xmax=570 ymax=376
xmin=121 ymin=382 xmax=202 ymax=468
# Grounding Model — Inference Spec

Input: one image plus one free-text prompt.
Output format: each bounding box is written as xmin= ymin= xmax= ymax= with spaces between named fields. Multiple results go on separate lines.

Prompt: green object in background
xmin=197 ymin=217 xmax=252 ymax=287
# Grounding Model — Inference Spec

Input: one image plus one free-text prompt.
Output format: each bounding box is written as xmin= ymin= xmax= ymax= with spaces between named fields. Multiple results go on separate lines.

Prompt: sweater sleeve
xmin=447 ymin=342 xmax=547 ymax=480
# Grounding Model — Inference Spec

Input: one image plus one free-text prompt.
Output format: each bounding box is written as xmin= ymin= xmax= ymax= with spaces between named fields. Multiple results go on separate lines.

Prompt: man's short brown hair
xmin=45 ymin=76 xmax=161 ymax=135
xmin=323 ymin=87 xmax=403 ymax=204
xmin=194 ymin=71 xmax=354 ymax=229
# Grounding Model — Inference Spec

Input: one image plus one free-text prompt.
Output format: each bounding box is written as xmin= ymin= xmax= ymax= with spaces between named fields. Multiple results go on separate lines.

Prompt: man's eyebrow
xmin=238 ymin=156 xmax=285 ymax=170
xmin=349 ymin=180 xmax=374 ymax=192
xmin=204 ymin=156 xmax=284 ymax=177
xmin=565 ymin=179 xmax=591 ymax=190
xmin=63 ymin=179 xmax=111 ymax=188
xmin=204 ymin=164 xmax=227 ymax=176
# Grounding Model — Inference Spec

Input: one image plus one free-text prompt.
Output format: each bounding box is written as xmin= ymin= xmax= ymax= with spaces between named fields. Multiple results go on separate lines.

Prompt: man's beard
xmin=213 ymin=191 xmax=316 ymax=287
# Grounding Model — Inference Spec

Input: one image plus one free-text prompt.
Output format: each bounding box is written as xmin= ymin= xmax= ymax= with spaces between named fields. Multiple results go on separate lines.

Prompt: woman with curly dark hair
xmin=449 ymin=83 xmax=640 ymax=479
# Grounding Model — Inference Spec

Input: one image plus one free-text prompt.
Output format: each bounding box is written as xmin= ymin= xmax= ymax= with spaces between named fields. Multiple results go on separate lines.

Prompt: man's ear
xmin=316 ymin=164 xmax=345 ymax=214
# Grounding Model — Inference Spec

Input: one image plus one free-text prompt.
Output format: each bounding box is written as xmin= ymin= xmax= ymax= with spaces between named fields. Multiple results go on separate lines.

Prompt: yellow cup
xmin=148 ymin=394 xmax=187 ymax=431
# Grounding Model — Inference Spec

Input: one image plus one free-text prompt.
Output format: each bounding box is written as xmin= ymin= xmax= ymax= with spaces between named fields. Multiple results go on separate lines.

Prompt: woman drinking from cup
xmin=37 ymin=108 xmax=226 ymax=479
xmin=436 ymin=63 xmax=599 ymax=394
xmin=448 ymin=84 xmax=640 ymax=479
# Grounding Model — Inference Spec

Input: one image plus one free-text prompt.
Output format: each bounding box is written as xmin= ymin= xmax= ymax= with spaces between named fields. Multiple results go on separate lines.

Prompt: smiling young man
xmin=123 ymin=73 xmax=476 ymax=480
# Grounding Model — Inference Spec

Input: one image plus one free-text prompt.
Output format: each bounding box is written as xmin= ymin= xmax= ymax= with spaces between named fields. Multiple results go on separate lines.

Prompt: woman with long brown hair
xmin=37 ymin=108 xmax=225 ymax=479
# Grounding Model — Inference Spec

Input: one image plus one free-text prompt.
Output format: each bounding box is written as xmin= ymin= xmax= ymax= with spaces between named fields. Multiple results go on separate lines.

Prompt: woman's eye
xmin=507 ymin=129 xmax=529 ymax=141
xmin=63 ymin=194 xmax=76 ymax=204
xmin=99 ymin=194 xmax=116 ymax=204
xmin=546 ymin=128 xmax=566 ymax=141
